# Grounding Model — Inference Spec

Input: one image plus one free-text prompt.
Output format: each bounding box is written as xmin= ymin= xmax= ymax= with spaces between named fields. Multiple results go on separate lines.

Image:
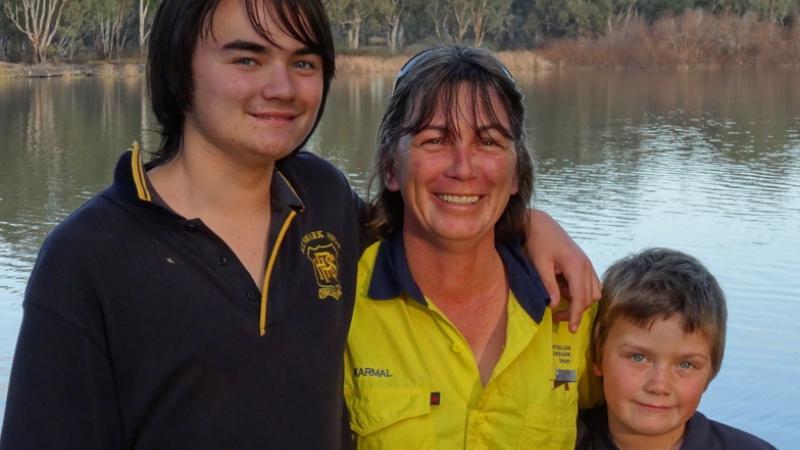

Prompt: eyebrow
xmin=221 ymin=39 xmax=319 ymax=58
xmin=476 ymin=124 xmax=509 ymax=134
xmin=616 ymin=343 xmax=710 ymax=360
xmin=222 ymin=40 xmax=267 ymax=53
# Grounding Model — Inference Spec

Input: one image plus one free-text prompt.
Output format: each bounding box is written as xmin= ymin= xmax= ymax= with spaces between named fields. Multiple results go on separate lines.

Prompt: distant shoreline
xmin=2 ymin=51 xmax=798 ymax=80
xmin=0 ymin=61 xmax=145 ymax=79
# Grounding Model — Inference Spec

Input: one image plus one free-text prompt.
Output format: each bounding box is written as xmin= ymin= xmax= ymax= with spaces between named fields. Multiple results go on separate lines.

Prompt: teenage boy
xmin=578 ymin=248 xmax=776 ymax=450
xmin=0 ymin=1 xmax=598 ymax=449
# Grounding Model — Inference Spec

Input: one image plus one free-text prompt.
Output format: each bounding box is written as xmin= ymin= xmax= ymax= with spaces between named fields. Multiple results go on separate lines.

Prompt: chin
xmin=629 ymin=420 xmax=683 ymax=437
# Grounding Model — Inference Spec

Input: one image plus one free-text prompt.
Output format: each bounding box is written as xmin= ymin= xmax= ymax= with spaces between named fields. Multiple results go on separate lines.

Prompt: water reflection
xmin=0 ymin=70 xmax=798 ymax=447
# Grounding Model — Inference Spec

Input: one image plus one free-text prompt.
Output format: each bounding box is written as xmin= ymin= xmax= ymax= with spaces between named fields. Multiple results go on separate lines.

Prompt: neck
xmin=403 ymin=229 xmax=504 ymax=305
xmin=609 ymin=426 xmax=684 ymax=450
xmin=148 ymin=141 xmax=274 ymax=219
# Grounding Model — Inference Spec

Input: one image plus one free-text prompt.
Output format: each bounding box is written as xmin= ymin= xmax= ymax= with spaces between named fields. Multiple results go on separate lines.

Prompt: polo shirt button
xmin=474 ymin=412 xmax=485 ymax=424
xmin=184 ymin=222 xmax=198 ymax=232
xmin=247 ymin=290 xmax=258 ymax=302
xmin=451 ymin=343 xmax=463 ymax=353
xmin=216 ymin=256 xmax=228 ymax=266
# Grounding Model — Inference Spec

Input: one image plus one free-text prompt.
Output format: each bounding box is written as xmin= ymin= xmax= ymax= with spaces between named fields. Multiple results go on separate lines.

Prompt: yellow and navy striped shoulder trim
xmin=130 ymin=141 xmax=152 ymax=203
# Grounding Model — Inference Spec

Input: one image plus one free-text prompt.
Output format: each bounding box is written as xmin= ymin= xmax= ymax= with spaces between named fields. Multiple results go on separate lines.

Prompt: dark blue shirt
xmin=1 ymin=150 xmax=367 ymax=450
xmin=577 ymin=406 xmax=777 ymax=450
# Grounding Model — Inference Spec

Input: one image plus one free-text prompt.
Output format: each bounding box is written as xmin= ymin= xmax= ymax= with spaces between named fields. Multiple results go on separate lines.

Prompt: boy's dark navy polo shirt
xmin=1 ymin=148 xmax=366 ymax=450
xmin=577 ymin=406 xmax=777 ymax=450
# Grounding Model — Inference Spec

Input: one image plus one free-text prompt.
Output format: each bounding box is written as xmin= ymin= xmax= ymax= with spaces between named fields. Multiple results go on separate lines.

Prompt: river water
xmin=1 ymin=70 xmax=798 ymax=447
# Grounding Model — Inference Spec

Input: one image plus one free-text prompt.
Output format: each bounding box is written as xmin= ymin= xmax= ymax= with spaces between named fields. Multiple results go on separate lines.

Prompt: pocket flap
xmin=347 ymin=387 xmax=431 ymax=436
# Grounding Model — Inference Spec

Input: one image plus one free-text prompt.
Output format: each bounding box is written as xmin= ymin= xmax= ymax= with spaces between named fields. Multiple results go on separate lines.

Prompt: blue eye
xmin=630 ymin=353 xmax=646 ymax=362
xmin=678 ymin=361 xmax=696 ymax=369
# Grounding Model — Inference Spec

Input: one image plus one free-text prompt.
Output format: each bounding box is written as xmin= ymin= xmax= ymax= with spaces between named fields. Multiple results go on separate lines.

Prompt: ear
xmin=592 ymin=361 xmax=603 ymax=377
xmin=385 ymin=169 xmax=401 ymax=192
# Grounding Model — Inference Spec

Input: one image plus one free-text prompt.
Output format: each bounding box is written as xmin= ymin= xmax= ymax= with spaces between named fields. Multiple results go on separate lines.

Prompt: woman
xmin=344 ymin=46 xmax=602 ymax=449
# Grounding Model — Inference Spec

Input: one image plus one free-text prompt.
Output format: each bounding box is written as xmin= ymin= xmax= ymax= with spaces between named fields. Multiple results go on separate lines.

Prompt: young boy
xmin=578 ymin=248 xmax=776 ymax=450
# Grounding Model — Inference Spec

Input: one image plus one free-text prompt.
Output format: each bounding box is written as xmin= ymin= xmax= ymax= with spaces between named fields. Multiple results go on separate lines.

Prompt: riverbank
xmin=0 ymin=61 xmax=145 ymax=79
xmin=3 ymin=44 xmax=799 ymax=80
xmin=0 ymin=52 xmax=553 ymax=79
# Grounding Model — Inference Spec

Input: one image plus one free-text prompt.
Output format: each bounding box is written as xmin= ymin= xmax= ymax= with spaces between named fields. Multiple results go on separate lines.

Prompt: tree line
xmin=1 ymin=0 xmax=799 ymax=64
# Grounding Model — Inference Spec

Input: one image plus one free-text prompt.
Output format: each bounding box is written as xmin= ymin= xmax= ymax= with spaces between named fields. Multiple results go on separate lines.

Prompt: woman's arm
xmin=526 ymin=209 xmax=601 ymax=332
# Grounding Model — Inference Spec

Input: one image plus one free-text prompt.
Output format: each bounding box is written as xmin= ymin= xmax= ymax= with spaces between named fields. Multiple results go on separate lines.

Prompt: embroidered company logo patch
xmin=301 ymin=230 xmax=343 ymax=300
xmin=552 ymin=368 xmax=577 ymax=391
xmin=552 ymin=343 xmax=576 ymax=390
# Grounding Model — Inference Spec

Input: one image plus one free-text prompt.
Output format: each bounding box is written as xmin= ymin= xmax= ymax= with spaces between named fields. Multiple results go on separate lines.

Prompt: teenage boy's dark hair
xmin=594 ymin=248 xmax=728 ymax=379
xmin=147 ymin=0 xmax=335 ymax=165
xmin=369 ymin=45 xmax=533 ymax=242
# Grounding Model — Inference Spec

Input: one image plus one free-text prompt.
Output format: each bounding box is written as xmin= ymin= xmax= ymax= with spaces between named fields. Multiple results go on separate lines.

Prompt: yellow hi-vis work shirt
xmin=344 ymin=232 xmax=601 ymax=450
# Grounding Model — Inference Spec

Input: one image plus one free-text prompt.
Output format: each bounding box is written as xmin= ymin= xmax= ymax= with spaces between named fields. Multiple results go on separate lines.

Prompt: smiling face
xmin=184 ymin=0 xmax=324 ymax=166
xmin=385 ymin=85 xmax=519 ymax=248
xmin=594 ymin=315 xmax=713 ymax=446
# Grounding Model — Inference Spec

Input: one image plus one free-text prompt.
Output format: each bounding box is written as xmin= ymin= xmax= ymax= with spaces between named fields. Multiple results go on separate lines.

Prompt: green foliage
xmin=56 ymin=1 xmax=93 ymax=60
xmin=2 ymin=0 xmax=798 ymax=62
xmin=526 ymin=0 xmax=613 ymax=37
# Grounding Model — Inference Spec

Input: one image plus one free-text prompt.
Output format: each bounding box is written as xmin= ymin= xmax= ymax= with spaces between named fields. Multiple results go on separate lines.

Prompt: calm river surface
xmin=1 ymin=70 xmax=799 ymax=447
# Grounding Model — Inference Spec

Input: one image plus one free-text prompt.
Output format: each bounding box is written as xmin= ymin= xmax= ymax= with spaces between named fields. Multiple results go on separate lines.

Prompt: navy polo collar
xmin=111 ymin=147 xmax=305 ymax=212
xmin=367 ymin=229 xmax=550 ymax=323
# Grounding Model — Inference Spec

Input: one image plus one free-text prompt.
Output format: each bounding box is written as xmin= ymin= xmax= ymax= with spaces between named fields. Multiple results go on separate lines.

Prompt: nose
xmin=644 ymin=364 xmax=672 ymax=396
xmin=444 ymin=143 xmax=477 ymax=180
xmin=260 ymin=63 xmax=296 ymax=101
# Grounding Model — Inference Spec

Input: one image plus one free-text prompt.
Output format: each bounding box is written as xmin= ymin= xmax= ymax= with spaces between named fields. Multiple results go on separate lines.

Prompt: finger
xmin=552 ymin=309 xmax=569 ymax=323
xmin=568 ymin=295 xmax=584 ymax=333
xmin=591 ymin=270 xmax=602 ymax=301
xmin=556 ymin=273 xmax=571 ymax=300
xmin=566 ymin=262 xmax=590 ymax=332
xmin=540 ymin=264 xmax=562 ymax=309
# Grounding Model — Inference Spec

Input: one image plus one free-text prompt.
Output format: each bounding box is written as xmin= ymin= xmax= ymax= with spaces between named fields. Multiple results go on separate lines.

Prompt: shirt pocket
xmin=515 ymin=395 xmax=579 ymax=450
xmin=347 ymin=386 xmax=435 ymax=450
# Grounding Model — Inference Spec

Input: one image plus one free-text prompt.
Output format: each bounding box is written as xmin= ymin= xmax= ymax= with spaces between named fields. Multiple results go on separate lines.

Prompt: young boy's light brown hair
xmin=593 ymin=248 xmax=727 ymax=379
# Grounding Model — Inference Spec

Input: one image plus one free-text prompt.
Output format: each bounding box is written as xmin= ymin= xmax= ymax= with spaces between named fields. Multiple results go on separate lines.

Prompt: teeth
xmin=438 ymin=194 xmax=479 ymax=205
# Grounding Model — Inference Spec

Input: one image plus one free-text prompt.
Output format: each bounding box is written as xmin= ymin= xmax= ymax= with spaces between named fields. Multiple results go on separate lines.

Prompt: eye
xmin=629 ymin=353 xmax=646 ymax=363
xmin=423 ymin=137 xmax=444 ymax=146
xmin=234 ymin=57 xmax=258 ymax=67
xmin=678 ymin=361 xmax=696 ymax=369
xmin=414 ymin=134 xmax=446 ymax=148
xmin=294 ymin=59 xmax=317 ymax=70
xmin=478 ymin=133 xmax=509 ymax=150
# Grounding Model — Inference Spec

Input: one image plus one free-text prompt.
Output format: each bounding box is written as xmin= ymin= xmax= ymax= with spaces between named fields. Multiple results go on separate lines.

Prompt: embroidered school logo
xmin=301 ymin=231 xmax=343 ymax=300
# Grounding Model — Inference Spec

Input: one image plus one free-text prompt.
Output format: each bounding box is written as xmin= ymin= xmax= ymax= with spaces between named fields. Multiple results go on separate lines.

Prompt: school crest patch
xmin=301 ymin=231 xmax=343 ymax=300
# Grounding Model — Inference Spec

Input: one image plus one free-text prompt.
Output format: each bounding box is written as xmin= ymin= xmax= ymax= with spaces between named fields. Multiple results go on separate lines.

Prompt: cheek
xmin=297 ymin=77 xmax=324 ymax=111
xmin=401 ymin=155 xmax=435 ymax=191
xmin=603 ymin=362 xmax=640 ymax=398
xmin=488 ymin=156 xmax=518 ymax=191
xmin=677 ymin=378 xmax=708 ymax=408
xmin=194 ymin=72 xmax=249 ymax=109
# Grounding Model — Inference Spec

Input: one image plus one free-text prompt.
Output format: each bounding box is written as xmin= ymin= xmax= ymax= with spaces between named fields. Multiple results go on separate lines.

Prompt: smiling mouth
xmin=437 ymin=194 xmax=480 ymax=205
xmin=636 ymin=402 xmax=673 ymax=411
xmin=250 ymin=112 xmax=297 ymax=122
